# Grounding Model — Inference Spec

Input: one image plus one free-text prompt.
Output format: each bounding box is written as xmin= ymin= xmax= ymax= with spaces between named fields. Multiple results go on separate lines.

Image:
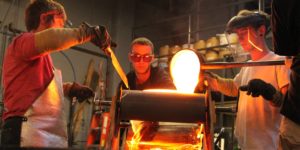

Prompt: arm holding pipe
xmin=35 ymin=27 xmax=92 ymax=55
xmin=200 ymin=60 xmax=285 ymax=96
xmin=204 ymin=72 xmax=239 ymax=97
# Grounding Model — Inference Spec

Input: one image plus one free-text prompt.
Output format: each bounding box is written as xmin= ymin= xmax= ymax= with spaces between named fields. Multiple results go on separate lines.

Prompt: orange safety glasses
xmin=129 ymin=53 xmax=154 ymax=62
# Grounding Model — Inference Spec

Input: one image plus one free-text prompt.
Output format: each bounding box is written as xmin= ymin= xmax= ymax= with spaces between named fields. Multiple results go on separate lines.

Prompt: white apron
xmin=21 ymin=70 xmax=68 ymax=147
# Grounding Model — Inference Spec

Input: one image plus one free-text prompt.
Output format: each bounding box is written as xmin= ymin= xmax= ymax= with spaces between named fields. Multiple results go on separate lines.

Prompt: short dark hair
xmin=226 ymin=10 xmax=270 ymax=33
xmin=131 ymin=37 xmax=154 ymax=53
xmin=25 ymin=0 xmax=66 ymax=31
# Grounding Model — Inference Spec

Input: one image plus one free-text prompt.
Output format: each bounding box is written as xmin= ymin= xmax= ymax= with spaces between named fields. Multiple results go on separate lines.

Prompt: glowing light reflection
xmin=127 ymin=123 xmax=205 ymax=149
xmin=170 ymin=50 xmax=200 ymax=93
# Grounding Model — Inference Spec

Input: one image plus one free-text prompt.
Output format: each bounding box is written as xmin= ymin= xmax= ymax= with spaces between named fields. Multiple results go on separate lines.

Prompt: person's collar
xmin=250 ymin=50 xmax=271 ymax=61
xmin=135 ymin=68 xmax=151 ymax=84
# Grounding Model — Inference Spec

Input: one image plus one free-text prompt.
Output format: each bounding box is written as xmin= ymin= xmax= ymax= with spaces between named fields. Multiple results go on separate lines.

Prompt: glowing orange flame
xmin=127 ymin=141 xmax=202 ymax=149
xmin=196 ymin=124 xmax=204 ymax=149
xmin=129 ymin=121 xmax=145 ymax=150
xmin=127 ymin=123 xmax=205 ymax=149
xmin=170 ymin=50 xmax=200 ymax=93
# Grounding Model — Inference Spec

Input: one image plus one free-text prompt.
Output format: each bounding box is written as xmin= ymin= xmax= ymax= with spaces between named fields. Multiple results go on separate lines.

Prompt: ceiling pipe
xmin=258 ymin=0 xmax=265 ymax=12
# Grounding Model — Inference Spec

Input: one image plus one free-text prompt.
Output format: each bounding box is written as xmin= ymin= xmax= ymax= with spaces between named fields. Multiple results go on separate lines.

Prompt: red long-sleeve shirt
xmin=2 ymin=33 xmax=54 ymax=120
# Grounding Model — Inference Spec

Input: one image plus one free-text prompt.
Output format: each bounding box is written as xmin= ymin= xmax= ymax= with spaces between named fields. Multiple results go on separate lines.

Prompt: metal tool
xmin=201 ymin=60 xmax=285 ymax=70
xmin=106 ymin=47 xmax=129 ymax=88
xmin=82 ymin=21 xmax=129 ymax=88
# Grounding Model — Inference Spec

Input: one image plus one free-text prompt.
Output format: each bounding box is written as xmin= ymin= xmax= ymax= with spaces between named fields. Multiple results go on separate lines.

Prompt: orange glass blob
xmin=170 ymin=50 xmax=201 ymax=93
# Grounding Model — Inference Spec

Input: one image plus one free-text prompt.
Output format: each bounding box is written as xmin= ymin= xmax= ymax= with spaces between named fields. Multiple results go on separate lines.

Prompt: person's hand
xmin=240 ymin=79 xmax=277 ymax=100
xmin=204 ymin=71 xmax=220 ymax=91
xmin=68 ymin=82 xmax=95 ymax=103
xmin=80 ymin=22 xmax=112 ymax=52
xmin=285 ymin=56 xmax=293 ymax=69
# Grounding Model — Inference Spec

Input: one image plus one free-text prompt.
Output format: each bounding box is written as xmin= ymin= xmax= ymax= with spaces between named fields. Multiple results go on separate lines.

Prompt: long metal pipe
xmin=201 ymin=60 xmax=285 ymax=70
xmin=188 ymin=14 xmax=191 ymax=45
xmin=259 ymin=0 xmax=265 ymax=12
xmin=0 ymin=26 xmax=9 ymax=127
xmin=0 ymin=26 xmax=8 ymax=88
xmin=0 ymin=30 xmax=15 ymax=36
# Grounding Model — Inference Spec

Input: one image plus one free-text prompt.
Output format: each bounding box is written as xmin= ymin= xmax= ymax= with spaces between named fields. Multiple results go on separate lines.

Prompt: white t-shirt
xmin=234 ymin=51 xmax=290 ymax=150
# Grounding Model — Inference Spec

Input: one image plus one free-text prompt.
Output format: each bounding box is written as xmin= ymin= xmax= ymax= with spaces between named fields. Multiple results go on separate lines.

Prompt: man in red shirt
xmin=1 ymin=0 xmax=111 ymax=148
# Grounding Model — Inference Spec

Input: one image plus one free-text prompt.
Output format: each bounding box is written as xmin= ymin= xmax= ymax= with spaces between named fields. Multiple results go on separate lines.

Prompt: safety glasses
xmin=129 ymin=53 xmax=154 ymax=62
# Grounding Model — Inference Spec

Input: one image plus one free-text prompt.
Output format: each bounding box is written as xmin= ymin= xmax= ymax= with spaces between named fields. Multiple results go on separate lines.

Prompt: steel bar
xmin=201 ymin=60 xmax=285 ymax=70
xmin=259 ymin=0 xmax=265 ymax=12
xmin=99 ymin=100 xmax=112 ymax=106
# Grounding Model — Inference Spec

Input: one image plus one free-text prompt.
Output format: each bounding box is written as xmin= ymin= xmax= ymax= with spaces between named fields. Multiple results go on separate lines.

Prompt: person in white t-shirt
xmin=205 ymin=10 xmax=290 ymax=150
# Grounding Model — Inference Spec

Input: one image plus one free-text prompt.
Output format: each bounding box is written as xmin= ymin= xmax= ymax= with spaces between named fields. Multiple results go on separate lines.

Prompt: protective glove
xmin=240 ymin=79 xmax=276 ymax=100
xmin=204 ymin=71 xmax=221 ymax=91
xmin=80 ymin=22 xmax=112 ymax=53
xmin=68 ymin=82 xmax=95 ymax=103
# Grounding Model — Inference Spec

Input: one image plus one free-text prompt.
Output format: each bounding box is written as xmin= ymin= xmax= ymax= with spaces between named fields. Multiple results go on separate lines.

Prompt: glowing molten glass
xmin=127 ymin=123 xmax=205 ymax=149
xmin=170 ymin=50 xmax=201 ymax=93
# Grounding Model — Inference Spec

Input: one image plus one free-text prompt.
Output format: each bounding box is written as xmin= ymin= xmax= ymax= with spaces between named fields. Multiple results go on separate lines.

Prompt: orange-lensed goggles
xmin=129 ymin=53 xmax=154 ymax=62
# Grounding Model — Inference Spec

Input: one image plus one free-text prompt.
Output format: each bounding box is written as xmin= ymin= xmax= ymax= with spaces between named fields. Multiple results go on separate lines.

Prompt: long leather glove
xmin=240 ymin=79 xmax=284 ymax=107
xmin=204 ymin=71 xmax=239 ymax=97
xmin=34 ymin=22 xmax=113 ymax=56
xmin=80 ymin=22 xmax=113 ymax=54
xmin=64 ymin=82 xmax=94 ymax=103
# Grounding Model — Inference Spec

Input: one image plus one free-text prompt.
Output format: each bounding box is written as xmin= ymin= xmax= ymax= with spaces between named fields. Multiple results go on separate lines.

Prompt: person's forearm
xmin=35 ymin=28 xmax=92 ymax=54
xmin=217 ymin=78 xmax=239 ymax=97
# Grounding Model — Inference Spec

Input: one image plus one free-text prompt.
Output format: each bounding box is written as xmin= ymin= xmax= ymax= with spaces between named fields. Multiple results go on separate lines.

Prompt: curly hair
xmin=25 ymin=0 xmax=66 ymax=31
